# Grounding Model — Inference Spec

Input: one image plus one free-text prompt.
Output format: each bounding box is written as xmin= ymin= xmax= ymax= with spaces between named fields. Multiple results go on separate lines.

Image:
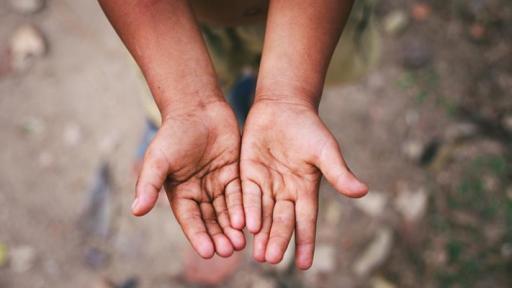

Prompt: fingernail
xmin=131 ymin=198 xmax=139 ymax=211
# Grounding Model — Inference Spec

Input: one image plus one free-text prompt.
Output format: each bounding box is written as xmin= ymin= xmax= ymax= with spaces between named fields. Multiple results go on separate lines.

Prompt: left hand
xmin=240 ymin=98 xmax=368 ymax=269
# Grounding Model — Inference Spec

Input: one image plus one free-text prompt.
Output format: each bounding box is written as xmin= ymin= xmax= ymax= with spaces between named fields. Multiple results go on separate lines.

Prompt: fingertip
xmin=253 ymin=235 xmax=267 ymax=262
xmin=264 ymin=244 xmax=283 ymax=264
xmin=335 ymin=172 xmax=369 ymax=198
xmin=233 ymin=237 xmax=246 ymax=251
xmin=253 ymin=250 xmax=266 ymax=263
xmin=295 ymin=246 xmax=314 ymax=270
xmin=213 ymin=235 xmax=234 ymax=258
xmin=225 ymin=228 xmax=246 ymax=251
xmin=230 ymin=213 xmax=245 ymax=230
xmin=345 ymin=177 xmax=369 ymax=198
xmin=247 ymin=218 xmax=262 ymax=234
xmin=196 ymin=239 xmax=215 ymax=259
xmin=131 ymin=187 xmax=159 ymax=216
xmin=296 ymin=259 xmax=313 ymax=270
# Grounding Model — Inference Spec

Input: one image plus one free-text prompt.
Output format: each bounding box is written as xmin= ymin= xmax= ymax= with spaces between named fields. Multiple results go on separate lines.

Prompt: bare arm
xmin=99 ymin=0 xmax=245 ymax=259
xmin=99 ymin=0 xmax=223 ymax=116
xmin=241 ymin=0 xmax=367 ymax=269
xmin=256 ymin=0 xmax=355 ymax=106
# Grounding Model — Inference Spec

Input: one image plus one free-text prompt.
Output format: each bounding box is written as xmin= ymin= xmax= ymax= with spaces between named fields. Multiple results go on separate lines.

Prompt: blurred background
xmin=0 ymin=0 xmax=511 ymax=287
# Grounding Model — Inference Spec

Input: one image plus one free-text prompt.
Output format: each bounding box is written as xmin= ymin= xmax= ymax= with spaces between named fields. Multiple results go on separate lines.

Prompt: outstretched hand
xmin=132 ymin=100 xmax=246 ymax=258
xmin=240 ymin=99 xmax=368 ymax=269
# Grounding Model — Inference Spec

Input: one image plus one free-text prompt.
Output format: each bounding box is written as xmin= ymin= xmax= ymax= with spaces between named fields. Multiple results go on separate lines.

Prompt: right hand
xmin=132 ymin=100 xmax=246 ymax=259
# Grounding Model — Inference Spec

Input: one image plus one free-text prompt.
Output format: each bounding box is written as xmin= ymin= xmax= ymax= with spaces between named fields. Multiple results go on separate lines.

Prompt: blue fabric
xmin=227 ymin=73 xmax=257 ymax=127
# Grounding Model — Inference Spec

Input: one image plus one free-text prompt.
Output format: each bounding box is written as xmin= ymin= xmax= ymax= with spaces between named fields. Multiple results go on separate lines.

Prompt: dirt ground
xmin=0 ymin=0 xmax=511 ymax=287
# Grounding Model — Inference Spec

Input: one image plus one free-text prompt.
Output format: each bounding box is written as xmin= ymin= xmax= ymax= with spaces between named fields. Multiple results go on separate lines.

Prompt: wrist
xmin=254 ymin=82 xmax=321 ymax=112
xmin=157 ymin=87 xmax=226 ymax=121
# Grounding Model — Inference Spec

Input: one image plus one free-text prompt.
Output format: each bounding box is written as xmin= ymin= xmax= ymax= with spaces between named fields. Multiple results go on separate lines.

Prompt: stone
xmin=9 ymin=0 xmax=45 ymax=14
xmin=9 ymin=245 xmax=37 ymax=273
xmin=394 ymin=188 xmax=428 ymax=223
xmin=63 ymin=123 xmax=83 ymax=146
xmin=324 ymin=201 xmax=343 ymax=225
xmin=251 ymin=275 xmax=277 ymax=288
xmin=21 ymin=117 xmax=45 ymax=136
xmin=411 ymin=3 xmax=431 ymax=21
xmin=84 ymin=247 xmax=109 ymax=269
xmin=402 ymin=38 xmax=432 ymax=69
xmin=98 ymin=133 xmax=120 ymax=155
xmin=384 ymin=10 xmax=408 ymax=35
xmin=9 ymin=24 xmax=47 ymax=71
xmin=501 ymin=243 xmax=512 ymax=259
xmin=311 ymin=244 xmax=336 ymax=273
xmin=92 ymin=277 xmax=115 ymax=288
xmin=503 ymin=115 xmax=512 ymax=132
xmin=371 ymin=276 xmax=396 ymax=288
xmin=506 ymin=187 xmax=512 ymax=201
xmin=354 ymin=191 xmax=388 ymax=218
xmin=444 ymin=122 xmax=478 ymax=141
xmin=353 ymin=227 xmax=393 ymax=277
xmin=402 ymin=139 xmax=424 ymax=162
xmin=0 ymin=243 xmax=8 ymax=268
xmin=404 ymin=110 xmax=419 ymax=127
xmin=470 ymin=23 xmax=486 ymax=40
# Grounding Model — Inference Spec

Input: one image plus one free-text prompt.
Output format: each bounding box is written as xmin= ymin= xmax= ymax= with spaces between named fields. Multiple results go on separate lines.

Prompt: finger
xmin=200 ymin=202 xmax=234 ymax=257
xmin=253 ymin=194 xmax=274 ymax=262
xmin=316 ymin=140 xmax=368 ymax=198
xmin=133 ymin=146 xmax=169 ymax=216
xmin=265 ymin=200 xmax=295 ymax=264
xmin=294 ymin=195 xmax=318 ymax=270
xmin=242 ymin=180 xmax=262 ymax=233
xmin=225 ymin=179 xmax=245 ymax=229
xmin=213 ymin=195 xmax=246 ymax=251
xmin=171 ymin=198 xmax=215 ymax=259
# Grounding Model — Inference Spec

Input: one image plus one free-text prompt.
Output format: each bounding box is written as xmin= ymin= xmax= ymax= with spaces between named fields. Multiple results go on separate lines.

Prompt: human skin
xmin=99 ymin=0 xmax=368 ymax=269
xmin=241 ymin=0 xmax=368 ymax=269
xmin=98 ymin=0 xmax=246 ymax=258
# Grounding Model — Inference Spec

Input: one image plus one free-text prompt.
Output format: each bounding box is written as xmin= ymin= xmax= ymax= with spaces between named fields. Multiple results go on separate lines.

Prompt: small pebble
xmin=354 ymin=191 xmax=388 ymax=218
xmin=371 ymin=276 xmax=396 ymax=288
xmin=384 ymin=10 xmax=409 ymax=35
xmin=84 ymin=247 xmax=109 ymax=269
xmin=251 ymin=275 xmax=277 ymax=288
xmin=411 ymin=3 xmax=431 ymax=21
xmin=402 ymin=140 xmax=424 ymax=162
xmin=353 ymin=228 xmax=393 ymax=277
xmin=394 ymin=188 xmax=428 ymax=223
xmin=21 ymin=117 xmax=45 ymax=136
xmin=9 ymin=24 xmax=47 ymax=72
xmin=503 ymin=115 xmax=512 ymax=132
xmin=402 ymin=38 xmax=432 ymax=69
xmin=0 ymin=243 xmax=8 ymax=268
xmin=311 ymin=245 xmax=336 ymax=273
xmin=470 ymin=23 xmax=486 ymax=40
xmin=324 ymin=201 xmax=343 ymax=225
xmin=10 ymin=245 xmax=37 ymax=273
xmin=63 ymin=123 xmax=83 ymax=146
xmin=9 ymin=0 xmax=45 ymax=14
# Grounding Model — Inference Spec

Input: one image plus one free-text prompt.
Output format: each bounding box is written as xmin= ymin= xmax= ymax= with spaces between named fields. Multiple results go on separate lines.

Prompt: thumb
xmin=132 ymin=145 xmax=170 ymax=216
xmin=316 ymin=140 xmax=368 ymax=198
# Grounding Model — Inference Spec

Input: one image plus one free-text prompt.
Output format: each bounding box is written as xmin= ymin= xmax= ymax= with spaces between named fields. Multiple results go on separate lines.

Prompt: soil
xmin=0 ymin=0 xmax=510 ymax=287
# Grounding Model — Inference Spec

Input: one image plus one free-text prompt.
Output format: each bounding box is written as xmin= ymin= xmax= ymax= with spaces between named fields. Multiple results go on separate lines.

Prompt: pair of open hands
xmin=131 ymin=97 xmax=368 ymax=269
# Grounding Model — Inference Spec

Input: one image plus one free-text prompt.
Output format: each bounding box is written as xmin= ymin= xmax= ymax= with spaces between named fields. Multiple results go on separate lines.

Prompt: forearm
xmin=256 ymin=0 xmax=355 ymax=108
xmin=99 ymin=0 xmax=223 ymax=117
